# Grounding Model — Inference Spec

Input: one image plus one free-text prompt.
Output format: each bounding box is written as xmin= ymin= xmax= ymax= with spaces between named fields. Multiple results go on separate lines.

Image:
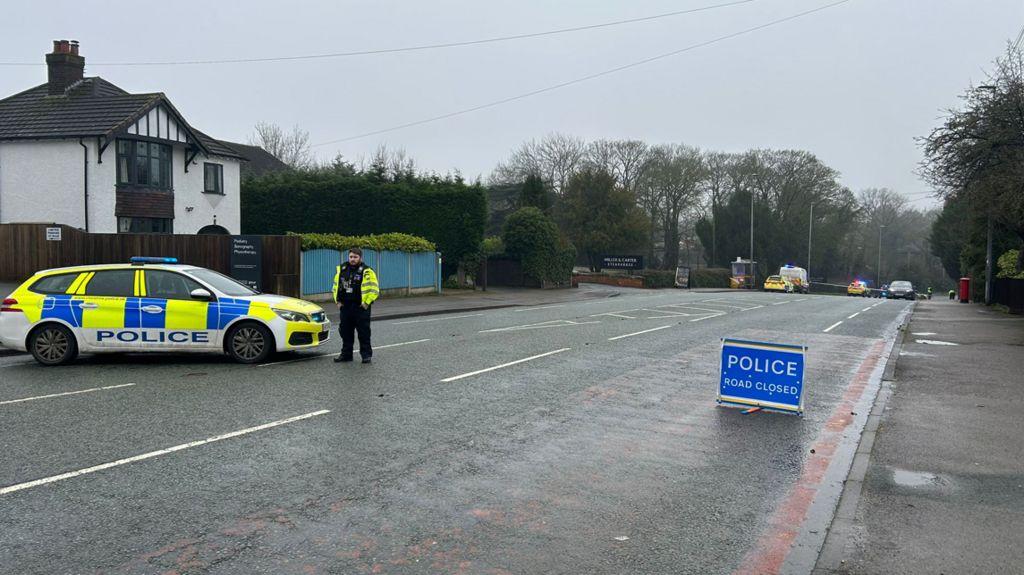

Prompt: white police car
xmin=0 ymin=257 xmax=329 ymax=365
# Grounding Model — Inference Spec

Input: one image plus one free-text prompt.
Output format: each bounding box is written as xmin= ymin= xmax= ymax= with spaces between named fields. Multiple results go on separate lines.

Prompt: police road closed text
xmin=725 ymin=355 xmax=799 ymax=377
xmin=718 ymin=338 xmax=806 ymax=414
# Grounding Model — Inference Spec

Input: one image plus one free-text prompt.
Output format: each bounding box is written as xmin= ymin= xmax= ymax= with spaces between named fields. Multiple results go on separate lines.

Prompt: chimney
xmin=46 ymin=39 xmax=85 ymax=96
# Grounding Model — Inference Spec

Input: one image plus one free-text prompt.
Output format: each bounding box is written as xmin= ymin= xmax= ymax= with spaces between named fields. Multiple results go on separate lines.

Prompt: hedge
xmin=638 ymin=269 xmax=676 ymax=288
xmin=290 ymin=232 xmax=435 ymax=252
xmin=242 ymin=171 xmax=486 ymax=269
xmin=691 ymin=268 xmax=731 ymax=288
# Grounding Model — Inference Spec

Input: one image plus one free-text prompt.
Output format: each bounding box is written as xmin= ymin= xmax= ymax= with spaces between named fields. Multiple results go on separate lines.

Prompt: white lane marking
xmin=513 ymin=304 xmax=565 ymax=313
xmin=848 ymin=312 xmax=860 ymax=319
xmin=441 ymin=348 xmax=571 ymax=382
xmin=793 ymin=298 xmax=808 ymax=302
xmin=739 ymin=305 xmax=764 ymax=312
xmin=862 ymin=307 xmax=872 ymax=312
xmin=698 ymin=301 xmax=756 ymax=310
xmin=690 ymin=314 xmax=725 ymax=322
xmin=481 ymin=320 xmax=599 ymax=333
xmin=912 ymin=332 xmax=937 ymax=336
xmin=375 ymin=339 xmax=432 ymax=349
xmin=0 ymin=383 xmax=136 ymax=406
xmin=824 ymin=321 xmax=842 ymax=333
xmin=393 ymin=313 xmax=484 ymax=325
xmin=608 ymin=325 xmax=673 ymax=341
xmin=915 ymin=339 xmax=958 ymax=346
xmin=258 ymin=339 xmax=432 ymax=367
xmin=0 ymin=410 xmax=331 ymax=496
xmin=772 ymin=301 xmax=792 ymax=306
xmin=590 ymin=312 xmax=638 ymax=319
xmin=658 ymin=305 xmax=729 ymax=314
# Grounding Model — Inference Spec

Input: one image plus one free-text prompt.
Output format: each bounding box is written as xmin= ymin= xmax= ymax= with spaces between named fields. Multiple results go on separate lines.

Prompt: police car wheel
xmin=226 ymin=322 xmax=273 ymax=364
xmin=29 ymin=323 xmax=78 ymax=366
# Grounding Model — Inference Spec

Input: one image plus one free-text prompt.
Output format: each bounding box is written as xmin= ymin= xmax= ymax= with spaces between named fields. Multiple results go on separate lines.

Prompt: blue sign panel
xmin=718 ymin=338 xmax=806 ymax=415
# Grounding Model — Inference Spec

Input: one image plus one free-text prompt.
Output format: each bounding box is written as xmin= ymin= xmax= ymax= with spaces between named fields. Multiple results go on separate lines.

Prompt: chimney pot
xmin=46 ymin=40 xmax=85 ymax=95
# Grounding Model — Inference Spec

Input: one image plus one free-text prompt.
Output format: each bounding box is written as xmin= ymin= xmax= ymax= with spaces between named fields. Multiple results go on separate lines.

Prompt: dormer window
xmin=117 ymin=139 xmax=172 ymax=190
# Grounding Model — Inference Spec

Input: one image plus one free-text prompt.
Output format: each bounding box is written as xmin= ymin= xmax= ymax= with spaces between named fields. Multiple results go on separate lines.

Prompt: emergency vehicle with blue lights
xmin=0 ymin=258 xmax=329 ymax=365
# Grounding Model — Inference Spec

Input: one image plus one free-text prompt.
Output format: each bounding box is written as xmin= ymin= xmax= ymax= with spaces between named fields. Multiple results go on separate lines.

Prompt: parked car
xmin=0 ymin=257 xmax=330 ymax=365
xmin=763 ymin=275 xmax=794 ymax=293
xmin=888 ymin=280 xmax=916 ymax=300
xmin=847 ymin=280 xmax=869 ymax=297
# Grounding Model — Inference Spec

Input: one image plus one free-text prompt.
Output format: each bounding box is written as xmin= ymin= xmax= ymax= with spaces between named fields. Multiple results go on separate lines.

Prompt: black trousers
xmin=339 ymin=303 xmax=371 ymax=359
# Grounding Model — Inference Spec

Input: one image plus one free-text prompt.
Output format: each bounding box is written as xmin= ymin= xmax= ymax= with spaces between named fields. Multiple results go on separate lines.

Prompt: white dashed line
xmin=848 ymin=312 xmax=860 ymax=319
xmin=772 ymin=301 xmax=792 ymax=305
xmin=608 ymin=325 xmax=672 ymax=341
xmin=690 ymin=314 xmax=726 ymax=322
xmin=513 ymin=304 xmax=565 ymax=313
xmin=0 ymin=383 xmax=136 ymax=406
xmin=862 ymin=307 xmax=872 ymax=312
xmin=441 ymin=348 xmax=571 ymax=382
xmin=0 ymin=410 xmax=331 ymax=495
xmin=393 ymin=313 xmax=484 ymax=325
xmin=823 ymin=321 xmax=843 ymax=333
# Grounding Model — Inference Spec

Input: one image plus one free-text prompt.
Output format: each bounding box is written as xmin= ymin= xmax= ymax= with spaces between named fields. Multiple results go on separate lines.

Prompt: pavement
xmin=813 ymin=297 xmax=1024 ymax=574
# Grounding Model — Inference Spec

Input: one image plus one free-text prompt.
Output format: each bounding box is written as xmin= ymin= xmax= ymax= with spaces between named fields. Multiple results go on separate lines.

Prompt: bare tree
xmin=641 ymin=145 xmax=708 ymax=269
xmin=584 ymin=139 xmax=651 ymax=194
xmin=490 ymin=133 xmax=586 ymax=194
xmin=249 ymin=122 xmax=313 ymax=169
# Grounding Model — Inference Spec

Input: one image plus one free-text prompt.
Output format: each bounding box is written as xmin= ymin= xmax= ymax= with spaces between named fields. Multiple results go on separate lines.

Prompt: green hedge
xmin=691 ymin=268 xmax=731 ymax=288
xmin=242 ymin=171 xmax=486 ymax=269
xmin=290 ymin=232 xmax=435 ymax=252
xmin=638 ymin=269 xmax=676 ymax=288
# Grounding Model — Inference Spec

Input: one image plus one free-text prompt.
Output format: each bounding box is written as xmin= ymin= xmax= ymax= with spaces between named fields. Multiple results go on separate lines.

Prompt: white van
xmin=778 ymin=265 xmax=809 ymax=294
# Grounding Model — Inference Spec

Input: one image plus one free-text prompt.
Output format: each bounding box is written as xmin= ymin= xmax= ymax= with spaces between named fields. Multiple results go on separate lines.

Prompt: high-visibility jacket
xmin=332 ymin=263 xmax=380 ymax=307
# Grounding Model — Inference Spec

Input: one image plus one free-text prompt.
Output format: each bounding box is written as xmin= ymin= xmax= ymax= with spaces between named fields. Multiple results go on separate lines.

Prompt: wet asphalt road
xmin=0 ymin=290 xmax=912 ymax=575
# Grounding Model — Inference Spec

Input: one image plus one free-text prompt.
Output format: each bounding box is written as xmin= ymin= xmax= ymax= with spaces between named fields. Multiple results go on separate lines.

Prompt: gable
xmin=123 ymin=104 xmax=189 ymax=144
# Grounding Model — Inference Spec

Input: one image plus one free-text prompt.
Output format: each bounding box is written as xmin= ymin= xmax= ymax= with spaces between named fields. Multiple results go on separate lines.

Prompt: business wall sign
xmin=718 ymin=338 xmax=806 ymax=415
xmin=229 ymin=235 xmax=262 ymax=291
xmin=601 ymin=255 xmax=643 ymax=270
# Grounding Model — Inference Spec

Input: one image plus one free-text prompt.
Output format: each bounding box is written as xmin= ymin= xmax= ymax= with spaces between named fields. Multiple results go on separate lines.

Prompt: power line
xmin=1013 ymin=22 xmax=1024 ymax=50
xmin=312 ymin=0 xmax=852 ymax=147
xmin=0 ymin=0 xmax=756 ymax=67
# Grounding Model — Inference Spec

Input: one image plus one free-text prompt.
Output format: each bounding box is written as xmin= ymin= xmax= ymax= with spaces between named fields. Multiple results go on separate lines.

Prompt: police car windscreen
xmin=187 ymin=268 xmax=258 ymax=296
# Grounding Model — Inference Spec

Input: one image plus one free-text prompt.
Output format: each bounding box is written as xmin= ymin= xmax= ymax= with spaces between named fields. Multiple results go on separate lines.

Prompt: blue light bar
xmin=130 ymin=257 xmax=178 ymax=264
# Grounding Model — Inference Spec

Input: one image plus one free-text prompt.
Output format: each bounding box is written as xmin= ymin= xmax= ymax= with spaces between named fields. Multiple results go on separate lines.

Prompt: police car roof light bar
xmin=130 ymin=256 xmax=178 ymax=265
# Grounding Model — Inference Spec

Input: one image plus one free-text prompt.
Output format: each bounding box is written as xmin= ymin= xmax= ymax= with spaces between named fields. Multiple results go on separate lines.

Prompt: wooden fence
xmin=0 ymin=224 xmax=301 ymax=297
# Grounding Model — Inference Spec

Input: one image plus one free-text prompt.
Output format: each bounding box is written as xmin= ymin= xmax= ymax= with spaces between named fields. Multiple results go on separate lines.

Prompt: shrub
xmin=997 ymin=249 xmax=1024 ymax=279
xmin=290 ymin=232 xmax=435 ymax=252
xmin=639 ymin=269 xmax=676 ymax=288
xmin=503 ymin=207 xmax=575 ymax=284
xmin=691 ymin=267 xmax=731 ymax=288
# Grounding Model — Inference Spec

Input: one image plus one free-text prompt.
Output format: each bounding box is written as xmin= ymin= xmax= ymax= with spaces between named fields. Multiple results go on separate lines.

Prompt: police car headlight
xmin=272 ymin=308 xmax=311 ymax=322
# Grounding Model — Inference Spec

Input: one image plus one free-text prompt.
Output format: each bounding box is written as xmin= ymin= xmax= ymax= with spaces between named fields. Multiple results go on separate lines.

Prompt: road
xmin=0 ymin=290 xmax=912 ymax=575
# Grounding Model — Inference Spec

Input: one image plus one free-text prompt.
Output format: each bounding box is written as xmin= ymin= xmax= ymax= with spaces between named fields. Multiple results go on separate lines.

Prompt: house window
xmin=203 ymin=163 xmax=223 ymax=194
xmin=117 ymin=139 xmax=172 ymax=189
xmin=118 ymin=217 xmax=172 ymax=234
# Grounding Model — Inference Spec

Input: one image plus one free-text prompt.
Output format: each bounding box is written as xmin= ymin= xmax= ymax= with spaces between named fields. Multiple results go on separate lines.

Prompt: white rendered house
xmin=0 ymin=40 xmax=245 ymax=235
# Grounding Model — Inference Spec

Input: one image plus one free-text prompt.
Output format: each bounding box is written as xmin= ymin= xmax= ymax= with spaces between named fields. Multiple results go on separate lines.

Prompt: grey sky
xmin=2 ymin=0 xmax=1021 ymax=209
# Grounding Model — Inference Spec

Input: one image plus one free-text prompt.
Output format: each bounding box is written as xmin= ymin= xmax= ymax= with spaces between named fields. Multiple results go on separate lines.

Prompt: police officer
xmin=332 ymin=248 xmax=379 ymax=363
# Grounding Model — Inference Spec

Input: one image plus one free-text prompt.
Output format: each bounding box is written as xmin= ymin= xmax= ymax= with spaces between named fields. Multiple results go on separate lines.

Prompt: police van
xmin=0 ymin=258 xmax=330 ymax=365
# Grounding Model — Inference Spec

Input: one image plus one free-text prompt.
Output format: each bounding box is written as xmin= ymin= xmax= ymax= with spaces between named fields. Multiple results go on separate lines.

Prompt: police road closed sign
xmin=718 ymin=338 xmax=806 ymax=415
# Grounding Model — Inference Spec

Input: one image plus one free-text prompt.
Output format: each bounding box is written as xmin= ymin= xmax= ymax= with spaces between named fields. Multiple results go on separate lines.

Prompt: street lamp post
xmin=877 ymin=225 xmax=886 ymax=287
xmin=750 ymin=191 xmax=755 ymax=287
xmin=807 ymin=202 xmax=814 ymax=285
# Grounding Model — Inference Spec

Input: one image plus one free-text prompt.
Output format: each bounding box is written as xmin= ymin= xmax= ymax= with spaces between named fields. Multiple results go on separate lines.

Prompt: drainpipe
xmin=78 ymin=138 xmax=89 ymax=232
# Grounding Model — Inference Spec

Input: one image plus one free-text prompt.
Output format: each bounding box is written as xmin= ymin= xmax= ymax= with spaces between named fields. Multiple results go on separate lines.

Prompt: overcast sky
xmin=3 ymin=0 xmax=1022 ymax=209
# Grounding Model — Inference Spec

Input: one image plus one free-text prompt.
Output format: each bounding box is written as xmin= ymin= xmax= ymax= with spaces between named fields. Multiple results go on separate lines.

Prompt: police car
xmin=0 ymin=258 xmax=330 ymax=365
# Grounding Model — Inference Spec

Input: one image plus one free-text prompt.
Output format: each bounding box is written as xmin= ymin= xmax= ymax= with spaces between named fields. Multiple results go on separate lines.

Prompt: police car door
xmin=77 ymin=269 xmax=136 ymax=350
xmin=137 ymin=270 xmax=217 ymax=350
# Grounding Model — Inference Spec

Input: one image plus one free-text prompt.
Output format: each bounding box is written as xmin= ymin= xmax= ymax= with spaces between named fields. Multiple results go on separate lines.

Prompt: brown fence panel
xmin=0 ymin=224 xmax=301 ymax=298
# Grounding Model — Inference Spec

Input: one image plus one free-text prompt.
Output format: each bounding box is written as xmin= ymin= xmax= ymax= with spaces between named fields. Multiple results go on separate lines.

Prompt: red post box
xmin=959 ymin=277 xmax=970 ymax=303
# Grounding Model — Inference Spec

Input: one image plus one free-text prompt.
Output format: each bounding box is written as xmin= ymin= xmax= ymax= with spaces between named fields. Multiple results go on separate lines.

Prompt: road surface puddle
xmin=892 ymin=468 xmax=939 ymax=487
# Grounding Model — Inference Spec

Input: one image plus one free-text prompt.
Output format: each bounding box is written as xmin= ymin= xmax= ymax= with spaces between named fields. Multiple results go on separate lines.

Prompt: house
xmin=0 ymin=40 xmax=246 ymax=235
xmin=221 ymin=142 xmax=291 ymax=178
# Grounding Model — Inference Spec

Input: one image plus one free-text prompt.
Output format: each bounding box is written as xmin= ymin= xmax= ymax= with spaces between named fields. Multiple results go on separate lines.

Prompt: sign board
xmin=46 ymin=227 xmax=62 ymax=241
xmin=229 ymin=235 xmax=262 ymax=291
xmin=718 ymin=338 xmax=806 ymax=415
xmin=675 ymin=266 xmax=691 ymax=288
xmin=601 ymin=255 xmax=643 ymax=271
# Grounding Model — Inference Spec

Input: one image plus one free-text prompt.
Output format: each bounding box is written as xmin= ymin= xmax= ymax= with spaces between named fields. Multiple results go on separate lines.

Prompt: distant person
xmin=927 ymin=287 xmax=933 ymax=300
xmin=332 ymin=248 xmax=380 ymax=364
